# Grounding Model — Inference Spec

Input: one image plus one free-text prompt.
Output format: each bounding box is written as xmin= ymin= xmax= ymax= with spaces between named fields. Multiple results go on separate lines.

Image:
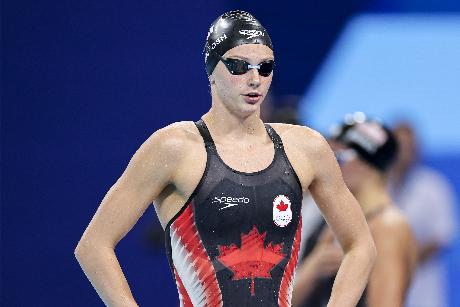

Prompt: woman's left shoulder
xmin=268 ymin=123 xmax=328 ymax=150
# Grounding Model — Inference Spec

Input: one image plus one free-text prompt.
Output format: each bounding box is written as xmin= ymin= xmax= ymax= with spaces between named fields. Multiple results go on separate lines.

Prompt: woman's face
xmin=210 ymin=44 xmax=274 ymax=117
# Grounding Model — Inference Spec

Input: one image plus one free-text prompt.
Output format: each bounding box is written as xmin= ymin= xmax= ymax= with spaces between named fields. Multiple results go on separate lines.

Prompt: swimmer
xmin=75 ymin=11 xmax=376 ymax=307
xmin=293 ymin=115 xmax=418 ymax=307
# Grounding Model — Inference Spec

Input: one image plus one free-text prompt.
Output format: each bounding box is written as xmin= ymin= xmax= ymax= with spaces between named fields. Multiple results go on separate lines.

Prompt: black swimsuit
xmin=165 ymin=120 xmax=303 ymax=307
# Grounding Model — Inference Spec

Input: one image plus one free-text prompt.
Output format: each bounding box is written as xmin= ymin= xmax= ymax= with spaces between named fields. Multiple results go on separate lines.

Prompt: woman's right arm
xmin=74 ymin=127 xmax=183 ymax=307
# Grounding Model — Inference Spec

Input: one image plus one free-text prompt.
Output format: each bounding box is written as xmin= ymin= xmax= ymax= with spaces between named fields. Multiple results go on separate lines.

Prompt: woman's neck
xmin=202 ymin=106 xmax=266 ymax=142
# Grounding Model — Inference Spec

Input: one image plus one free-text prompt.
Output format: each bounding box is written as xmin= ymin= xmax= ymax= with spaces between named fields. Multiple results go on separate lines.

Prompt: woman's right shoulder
xmin=141 ymin=121 xmax=203 ymax=157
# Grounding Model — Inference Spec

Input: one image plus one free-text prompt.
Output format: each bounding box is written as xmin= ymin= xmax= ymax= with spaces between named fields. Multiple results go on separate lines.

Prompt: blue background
xmin=298 ymin=12 xmax=460 ymax=306
xmin=2 ymin=0 xmax=459 ymax=305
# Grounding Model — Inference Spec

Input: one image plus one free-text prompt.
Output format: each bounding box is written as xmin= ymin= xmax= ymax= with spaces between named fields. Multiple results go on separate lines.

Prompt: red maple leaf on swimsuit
xmin=276 ymin=200 xmax=288 ymax=211
xmin=216 ymin=226 xmax=285 ymax=296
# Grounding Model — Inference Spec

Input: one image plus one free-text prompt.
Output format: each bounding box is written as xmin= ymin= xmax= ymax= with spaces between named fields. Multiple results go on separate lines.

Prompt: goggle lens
xmin=258 ymin=61 xmax=275 ymax=77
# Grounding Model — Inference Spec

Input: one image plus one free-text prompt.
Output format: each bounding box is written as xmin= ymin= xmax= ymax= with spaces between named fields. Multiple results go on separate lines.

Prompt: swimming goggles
xmin=215 ymin=52 xmax=274 ymax=77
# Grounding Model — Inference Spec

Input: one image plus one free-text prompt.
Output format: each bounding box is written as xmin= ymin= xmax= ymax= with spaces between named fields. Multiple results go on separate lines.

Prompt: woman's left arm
xmin=307 ymin=132 xmax=377 ymax=307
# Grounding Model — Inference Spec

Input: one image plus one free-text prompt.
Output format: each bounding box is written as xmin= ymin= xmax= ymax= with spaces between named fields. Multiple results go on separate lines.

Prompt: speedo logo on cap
xmin=239 ymin=29 xmax=264 ymax=39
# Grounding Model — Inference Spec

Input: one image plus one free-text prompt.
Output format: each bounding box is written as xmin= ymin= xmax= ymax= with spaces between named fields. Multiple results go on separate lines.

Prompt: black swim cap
xmin=331 ymin=113 xmax=398 ymax=172
xmin=204 ymin=10 xmax=273 ymax=76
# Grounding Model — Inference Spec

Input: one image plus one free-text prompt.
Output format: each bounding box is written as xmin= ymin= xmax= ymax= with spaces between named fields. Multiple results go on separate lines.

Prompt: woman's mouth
xmin=242 ymin=92 xmax=262 ymax=105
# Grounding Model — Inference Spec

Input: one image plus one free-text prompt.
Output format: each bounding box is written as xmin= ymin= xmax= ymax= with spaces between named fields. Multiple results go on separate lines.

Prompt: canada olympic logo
xmin=272 ymin=195 xmax=292 ymax=227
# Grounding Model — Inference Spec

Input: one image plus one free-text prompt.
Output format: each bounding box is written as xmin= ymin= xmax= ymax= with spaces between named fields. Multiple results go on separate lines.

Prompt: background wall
xmin=2 ymin=0 xmax=459 ymax=305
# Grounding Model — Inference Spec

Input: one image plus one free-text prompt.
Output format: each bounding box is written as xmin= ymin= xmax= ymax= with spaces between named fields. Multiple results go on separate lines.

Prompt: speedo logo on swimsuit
xmin=239 ymin=29 xmax=264 ymax=39
xmin=212 ymin=195 xmax=250 ymax=210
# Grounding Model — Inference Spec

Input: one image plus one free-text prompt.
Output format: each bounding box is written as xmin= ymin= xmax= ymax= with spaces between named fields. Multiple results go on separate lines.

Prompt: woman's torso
xmin=164 ymin=120 xmax=304 ymax=307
